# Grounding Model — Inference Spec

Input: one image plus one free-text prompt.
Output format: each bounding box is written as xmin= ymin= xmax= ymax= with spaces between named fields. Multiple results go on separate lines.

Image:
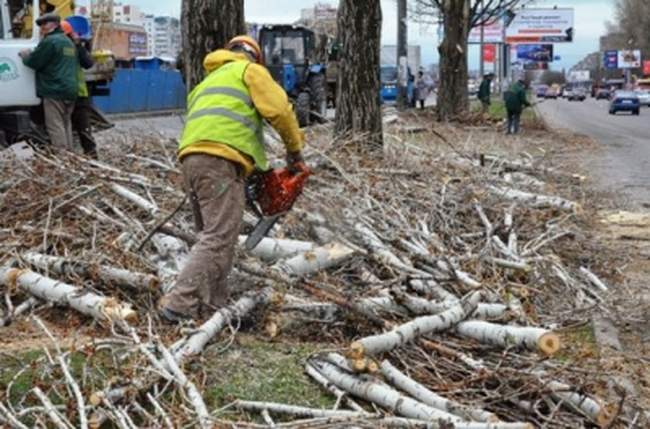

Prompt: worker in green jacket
xmin=478 ymin=73 xmax=494 ymax=114
xmin=62 ymin=19 xmax=97 ymax=159
xmin=503 ymin=77 xmax=531 ymax=135
xmin=19 ymin=13 xmax=78 ymax=150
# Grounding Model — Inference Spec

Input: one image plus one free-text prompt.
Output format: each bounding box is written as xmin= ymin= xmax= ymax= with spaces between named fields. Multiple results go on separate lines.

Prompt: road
xmin=536 ymin=96 xmax=650 ymax=207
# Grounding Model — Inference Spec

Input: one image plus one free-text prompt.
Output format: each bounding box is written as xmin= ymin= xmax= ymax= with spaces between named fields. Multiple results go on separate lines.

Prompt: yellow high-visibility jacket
xmin=178 ymin=50 xmax=304 ymax=175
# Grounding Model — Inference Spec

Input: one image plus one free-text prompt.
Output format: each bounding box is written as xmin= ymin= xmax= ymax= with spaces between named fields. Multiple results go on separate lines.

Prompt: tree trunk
xmin=334 ymin=0 xmax=383 ymax=147
xmin=181 ymin=0 xmax=245 ymax=91
xmin=437 ymin=0 xmax=470 ymax=121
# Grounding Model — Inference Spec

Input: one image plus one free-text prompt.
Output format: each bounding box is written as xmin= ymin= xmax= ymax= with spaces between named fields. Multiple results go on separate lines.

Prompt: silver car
xmin=635 ymin=89 xmax=650 ymax=107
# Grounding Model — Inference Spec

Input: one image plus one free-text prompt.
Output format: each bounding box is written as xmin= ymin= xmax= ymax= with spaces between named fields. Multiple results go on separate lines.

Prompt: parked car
xmin=544 ymin=87 xmax=559 ymax=99
xmin=535 ymin=85 xmax=549 ymax=98
xmin=609 ymin=91 xmax=640 ymax=115
xmin=568 ymin=88 xmax=586 ymax=102
xmin=634 ymin=89 xmax=650 ymax=107
xmin=595 ymin=88 xmax=611 ymax=100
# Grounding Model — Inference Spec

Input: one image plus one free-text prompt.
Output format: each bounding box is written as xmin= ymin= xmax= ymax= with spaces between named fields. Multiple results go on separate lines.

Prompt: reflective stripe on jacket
xmin=179 ymin=60 xmax=267 ymax=170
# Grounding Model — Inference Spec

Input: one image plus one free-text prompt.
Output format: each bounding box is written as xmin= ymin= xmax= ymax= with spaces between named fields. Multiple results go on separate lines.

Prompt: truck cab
xmin=0 ymin=0 xmax=41 ymax=107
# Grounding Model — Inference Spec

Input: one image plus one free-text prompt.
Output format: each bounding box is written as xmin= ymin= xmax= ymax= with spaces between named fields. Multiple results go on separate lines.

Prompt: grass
xmin=201 ymin=335 xmax=335 ymax=412
xmin=472 ymin=98 xmax=538 ymax=122
xmin=1 ymin=334 xmax=335 ymax=422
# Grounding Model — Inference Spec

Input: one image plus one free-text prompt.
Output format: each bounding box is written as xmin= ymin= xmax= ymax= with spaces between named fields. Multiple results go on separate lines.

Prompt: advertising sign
xmin=603 ymin=50 xmax=618 ymax=69
xmin=516 ymin=44 xmax=554 ymax=62
xmin=469 ymin=19 xmax=504 ymax=44
xmin=523 ymin=62 xmax=549 ymax=71
xmin=569 ymin=70 xmax=590 ymax=81
xmin=644 ymin=60 xmax=650 ymax=76
xmin=506 ymin=8 xmax=574 ymax=43
xmin=128 ymin=33 xmax=148 ymax=56
xmin=483 ymin=44 xmax=496 ymax=63
xmin=618 ymin=49 xmax=641 ymax=69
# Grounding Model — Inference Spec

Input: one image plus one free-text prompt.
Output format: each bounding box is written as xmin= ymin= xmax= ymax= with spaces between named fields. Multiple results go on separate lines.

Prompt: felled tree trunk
xmin=437 ymin=0 xmax=470 ymax=121
xmin=181 ymin=0 xmax=245 ymax=91
xmin=335 ymin=0 xmax=383 ymax=147
xmin=455 ymin=320 xmax=561 ymax=356
xmin=349 ymin=292 xmax=481 ymax=358
xmin=21 ymin=252 xmax=159 ymax=291
xmin=0 ymin=268 xmax=136 ymax=323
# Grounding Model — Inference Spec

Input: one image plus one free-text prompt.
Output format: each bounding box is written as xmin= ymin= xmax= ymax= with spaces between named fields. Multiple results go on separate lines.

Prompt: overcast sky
xmin=87 ymin=0 xmax=615 ymax=70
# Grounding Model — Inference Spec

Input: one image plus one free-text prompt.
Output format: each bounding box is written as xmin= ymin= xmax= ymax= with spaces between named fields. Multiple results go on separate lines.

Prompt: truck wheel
xmin=309 ymin=73 xmax=328 ymax=123
xmin=296 ymin=92 xmax=311 ymax=127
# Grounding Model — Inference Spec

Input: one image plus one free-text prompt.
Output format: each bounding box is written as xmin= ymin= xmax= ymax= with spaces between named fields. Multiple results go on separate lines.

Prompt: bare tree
xmin=411 ymin=0 xmax=523 ymax=121
xmin=181 ymin=0 xmax=246 ymax=91
xmin=334 ymin=0 xmax=383 ymax=147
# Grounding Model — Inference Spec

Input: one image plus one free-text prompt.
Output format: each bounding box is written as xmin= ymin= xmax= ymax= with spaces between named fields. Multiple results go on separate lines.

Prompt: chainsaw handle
xmin=288 ymin=161 xmax=311 ymax=176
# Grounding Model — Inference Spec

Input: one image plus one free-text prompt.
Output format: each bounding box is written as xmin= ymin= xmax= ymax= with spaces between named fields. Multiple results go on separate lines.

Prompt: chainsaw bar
xmin=245 ymin=214 xmax=282 ymax=250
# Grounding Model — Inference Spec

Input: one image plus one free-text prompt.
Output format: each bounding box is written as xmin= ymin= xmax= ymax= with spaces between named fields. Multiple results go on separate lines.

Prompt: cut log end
xmin=102 ymin=300 xmax=138 ymax=323
xmin=348 ymin=341 xmax=365 ymax=360
xmin=597 ymin=403 xmax=616 ymax=428
xmin=89 ymin=392 xmax=104 ymax=407
xmin=538 ymin=332 xmax=561 ymax=356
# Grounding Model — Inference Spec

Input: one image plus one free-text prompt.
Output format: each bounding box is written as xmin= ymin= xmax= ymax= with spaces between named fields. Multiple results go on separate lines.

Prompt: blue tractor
xmin=258 ymin=25 xmax=328 ymax=127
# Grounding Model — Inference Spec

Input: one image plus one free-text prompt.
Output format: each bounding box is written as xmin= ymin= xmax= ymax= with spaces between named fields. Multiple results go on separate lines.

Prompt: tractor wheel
xmin=296 ymin=92 xmax=311 ymax=127
xmin=309 ymin=73 xmax=328 ymax=123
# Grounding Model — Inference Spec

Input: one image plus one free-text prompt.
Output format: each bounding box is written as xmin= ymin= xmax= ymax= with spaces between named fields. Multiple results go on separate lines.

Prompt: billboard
xmin=483 ymin=44 xmax=496 ymax=63
xmin=569 ymin=70 xmax=590 ymax=81
xmin=618 ymin=50 xmax=641 ymax=69
xmin=506 ymin=8 xmax=574 ymax=43
xmin=469 ymin=20 xmax=504 ymax=44
xmin=603 ymin=50 xmax=618 ymax=69
xmin=516 ymin=44 xmax=554 ymax=62
xmin=128 ymin=33 xmax=147 ymax=56
xmin=523 ymin=62 xmax=549 ymax=71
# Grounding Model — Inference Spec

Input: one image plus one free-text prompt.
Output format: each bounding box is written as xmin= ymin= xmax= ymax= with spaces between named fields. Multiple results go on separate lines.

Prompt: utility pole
xmin=479 ymin=0 xmax=485 ymax=79
xmin=397 ymin=0 xmax=408 ymax=109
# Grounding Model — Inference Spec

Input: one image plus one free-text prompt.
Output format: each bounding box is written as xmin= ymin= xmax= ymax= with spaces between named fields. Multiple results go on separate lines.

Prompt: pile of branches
xmin=0 ymin=121 xmax=633 ymax=428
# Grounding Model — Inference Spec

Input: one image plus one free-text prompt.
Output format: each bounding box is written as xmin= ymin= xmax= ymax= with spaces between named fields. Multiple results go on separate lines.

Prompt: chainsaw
xmin=244 ymin=163 xmax=311 ymax=250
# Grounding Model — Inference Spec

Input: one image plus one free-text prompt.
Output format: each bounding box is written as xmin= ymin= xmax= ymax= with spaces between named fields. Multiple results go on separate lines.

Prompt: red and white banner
xmin=483 ymin=44 xmax=496 ymax=63
xmin=644 ymin=60 xmax=650 ymax=76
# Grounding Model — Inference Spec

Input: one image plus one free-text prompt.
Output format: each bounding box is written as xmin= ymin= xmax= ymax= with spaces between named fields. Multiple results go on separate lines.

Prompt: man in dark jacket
xmin=62 ymin=20 xmax=97 ymax=158
xmin=19 ymin=13 xmax=78 ymax=149
xmin=478 ymin=73 xmax=493 ymax=114
xmin=503 ymin=78 xmax=531 ymax=135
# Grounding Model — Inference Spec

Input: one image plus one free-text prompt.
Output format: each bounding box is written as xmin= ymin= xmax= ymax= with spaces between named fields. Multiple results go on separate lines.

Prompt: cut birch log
xmin=380 ymin=360 xmax=498 ymax=422
xmin=393 ymin=291 xmax=507 ymax=319
xmin=0 ymin=267 xmax=136 ymax=323
xmin=171 ymin=288 xmax=274 ymax=362
xmin=455 ymin=320 xmax=560 ymax=356
xmin=234 ymin=400 xmax=371 ymax=419
xmin=354 ymin=223 xmax=431 ymax=277
xmin=305 ymin=363 xmax=365 ymax=412
xmin=488 ymin=186 xmax=578 ymax=212
xmin=310 ymin=359 xmax=462 ymax=423
xmin=108 ymin=183 xmax=159 ymax=216
xmin=272 ymin=242 xmax=356 ymax=277
xmin=349 ymin=292 xmax=481 ymax=358
xmin=408 ymin=279 xmax=458 ymax=302
xmin=544 ymin=380 xmax=613 ymax=427
xmin=237 ymin=236 xmax=316 ymax=261
xmin=579 ymin=267 xmax=609 ymax=293
xmin=21 ymin=252 xmax=159 ymax=291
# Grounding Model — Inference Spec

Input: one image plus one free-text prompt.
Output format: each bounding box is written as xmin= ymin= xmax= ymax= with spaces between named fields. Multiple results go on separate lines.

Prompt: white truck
xmin=0 ymin=0 xmax=114 ymax=146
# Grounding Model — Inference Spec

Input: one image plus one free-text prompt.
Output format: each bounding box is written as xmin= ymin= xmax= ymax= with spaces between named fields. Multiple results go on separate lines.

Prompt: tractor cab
xmin=258 ymin=25 xmax=326 ymax=127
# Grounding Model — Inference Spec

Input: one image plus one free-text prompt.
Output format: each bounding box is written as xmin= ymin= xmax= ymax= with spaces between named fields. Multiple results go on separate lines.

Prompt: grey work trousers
xmin=165 ymin=154 xmax=245 ymax=318
xmin=43 ymin=98 xmax=75 ymax=150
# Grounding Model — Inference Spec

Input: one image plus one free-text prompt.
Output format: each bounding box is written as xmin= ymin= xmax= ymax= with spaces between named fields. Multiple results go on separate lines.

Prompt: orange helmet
xmin=226 ymin=35 xmax=262 ymax=64
xmin=61 ymin=20 xmax=73 ymax=35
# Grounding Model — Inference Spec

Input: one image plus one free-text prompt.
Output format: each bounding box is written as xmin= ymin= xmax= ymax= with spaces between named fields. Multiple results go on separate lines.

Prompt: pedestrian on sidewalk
xmin=62 ymin=20 xmax=97 ymax=159
xmin=503 ymin=77 xmax=531 ymax=135
xmin=158 ymin=36 xmax=306 ymax=323
xmin=478 ymin=73 xmax=494 ymax=115
xmin=415 ymin=71 xmax=431 ymax=110
xmin=19 ymin=13 xmax=78 ymax=150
